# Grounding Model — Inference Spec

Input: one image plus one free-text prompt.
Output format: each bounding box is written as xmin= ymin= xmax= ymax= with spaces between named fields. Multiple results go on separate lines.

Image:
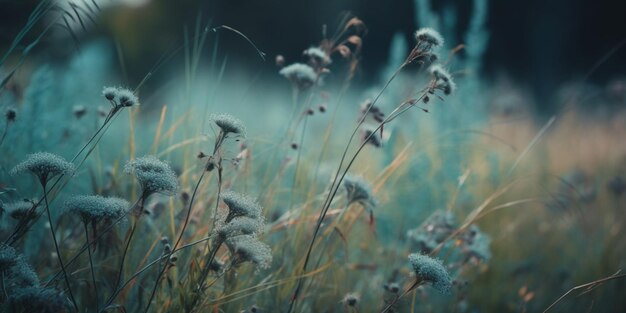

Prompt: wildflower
xmin=116 ymin=88 xmax=139 ymax=107
xmin=275 ymin=54 xmax=285 ymax=67
xmin=6 ymin=286 xmax=68 ymax=313
xmin=64 ymin=195 xmax=130 ymax=224
xmin=10 ymin=152 xmax=74 ymax=185
xmin=225 ymin=235 xmax=272 ymax=270
xmin=0 ymin=244 xmax=18 ymax=268
xmin=5 ymin=108 xmax=16 ymax=122
xmin=342 ymin=176 xmax=377 ymax=208
xmin=216 ymin=216 xmax=264 ymax=239
xmin=221 ymin=190 xmax=263 ymax=222
xmin=303 ymin=47 xmax=331 ymax=67
xmin=363 ymin=127 xmax=382 ymax=148
xmin=408 ymin=253 xmax=452 ymax=294
xmin=102 ymin=86 xmax=139 ymax=107
xmin=102 ymin=86 xmax=118 ymax=101
xmin=428 ymin=64 xmax=456 ymax=96
xmin=384 ymin=282 xmax=400 ymax=294
xmin=6 ymin=200 xmax=37 ymax=221
xmin=124 ymin=155 xmax=179 ymax=197
xmin=279 ymin=63 xmax=317 ymax=90
xmin=72 ymin=105 xmax=87 ymax=119
xmin=461 ymin=225 xmax=492 ymax=262
xmin=6 ymin=254 xmax=40 ymax=288
xmin=210 ymin=113 xmax=247 ymax=137
xmin=415 ymin=28 xmax=444 ymax=48
xmin=341 ymin=293 xmax=360 ymax=306
xmin=406 ymin=210 xmax=456 ymax=253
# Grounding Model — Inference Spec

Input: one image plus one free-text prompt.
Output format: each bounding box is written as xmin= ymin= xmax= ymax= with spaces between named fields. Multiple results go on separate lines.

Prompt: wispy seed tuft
xmin=10 ymin=152 xmax=74 ymax=184
xmin=64 ymin=195 xmax=130 ymax=224
xmin=124 ymin=155 xmax=179 ymax=196
xmin=408 ymin=253 xmax=452 ymax=294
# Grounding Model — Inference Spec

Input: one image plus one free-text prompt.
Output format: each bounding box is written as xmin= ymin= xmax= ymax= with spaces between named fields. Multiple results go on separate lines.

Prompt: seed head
xmin=221 ymin=190 xmax=263 ymax=221
xmin=0 ymin=244 xmax=18 ymax=268
xmin=225 ymin=235 xmax=272 ymax=270
xmin=216 ymin=216 xmax=264 ymax=239
xmin=64 ymin=195 xmax=130 ymax=224
xmin=102 ymin=86 xmax=118 ymax=101
xmin=125 ymin=155 xmax=179 ymax=196
xmin=342 ymin=175 xmax=377 ymax=208
xmin=408 ymin=253 xmax=452 ymax=294
xmin=279 ymin=63 xmax=317 ymax=90
xmin=6 ymin=200 xmax=37 ymax=221
xmin=303 ymin=47 xmax=331 ymax=67
xmin=415 ymin=28 xmax=444 ymax=48
xmin=210 ymin=113 xmax=247 ymax=137
xmin=5 ymin=108 xmax=17 ymax=122
xmin=10 ymin=152 xmax=74 ymax=185
xmin=341 ymin=293 xmax=360 ymax=307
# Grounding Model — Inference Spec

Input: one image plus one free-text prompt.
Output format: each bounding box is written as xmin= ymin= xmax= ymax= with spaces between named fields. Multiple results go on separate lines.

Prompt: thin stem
xmin=106 ymin=215 xmax=139 ymax=306
xmin=143 ymin=171 xmax=206 ymax=313
xmin=287 ymin=62 xmax=407 ymax=313
xmin=0 ymin=119 xmax=10 ymax=148
xmin=84 ymin=222 xmax=100 ymax=312
xmin=1 ymin=271 xmax=7 ymax=301
xmin=43 ymin=183 xmax=78 ymax=311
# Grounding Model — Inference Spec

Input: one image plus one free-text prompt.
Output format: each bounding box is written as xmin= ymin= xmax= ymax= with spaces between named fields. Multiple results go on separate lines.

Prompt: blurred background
xmin=2 ymin=0 xmax=625 ymax=114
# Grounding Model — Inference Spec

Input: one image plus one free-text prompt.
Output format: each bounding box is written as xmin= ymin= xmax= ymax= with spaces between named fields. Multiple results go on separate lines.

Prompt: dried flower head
xmin=10 ymin=152 xmax=74 ymax=185
xmin=429 ymin=64 xmax=456 ymax=96
xmin=221 ymin=190 xmax=263 ymax=222
xmin=102 ymin=86 xmax=139 ymax=107
xmin=415 ymin=28 xmax=444 ymax=48
xmin=6 ymin=200 xmax=37 ymax=221
xmin=408 ymin=253 xmax=452 ymax=294
xmin=341 ymin=293 xmax=360 ymax=307
xmin=0 ymin=244 xmax=18 ymax=268
xmin=64 ymin=195 xmax=130 ymax=224
xmin=6 ymin=286 xmax=68 ymax=313
xmin=5 ymin=108 xmax=17 ymax=122
xmin=303 ymin=47 xmax=331 ymax=67
xmin=72 ymin=105 xmax=87 ymax=119
xmin=216 ymin=216 xmax=264 ymax=239
xmin=342 ymin=176 xmax=377 ymax=208
xmin=6 ymin=253 xmax=40 ymax=288
xmin=279 ymin=63 xmax=317 ymax=90
xmin=225 ymin=235 xmax=272 ymax=270
xmin=363 ymin=126 xmax=382 ymax=148
xmin=124 ymin=155 xmax=179 ymax=196
xmin=210 ymin=113 xmax=247 ymax=137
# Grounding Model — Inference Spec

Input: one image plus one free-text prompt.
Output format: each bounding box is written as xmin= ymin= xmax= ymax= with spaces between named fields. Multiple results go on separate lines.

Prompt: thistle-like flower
xmin=10 ymin=152 xmax=74 ymax=185
xmin=210 ymin=113 xmax=247 ymax=137
xmin=124 ymin=155 xmax=179 ymax=197
xmin=341 ymin=293 xmax=360 ymax=307
xmin=102 ymin=86 xmax=139 ymax=108
xmin=6 ymin=200 xmax=37 ymax=221
xmin=216 ymin=216 xmax=264 ymax=239
xmin=221 ymin=190 xmax=263 ymax=222
xmin=408 ymin=253 xmax=452 ymax=294
xmin=303 ymin=47 xmax=331 ymax=67
xmin=279 ymin=63 xmax=317 ymax=90
xmin=342 ymin=176 xmax=377 ymax=208
xmin=0 ymin=244 xmax=18 ymax=268
xmin=428 ymin=64 xmax=456 ymax=96
xmin=415 ymin=28 xmax=444 ymax=48
xmin=6 ymin=253 xmax=40 ymax=288
xmin=64 ymin=195 xmax=130 ymax=224
xmin=225 ymin=235 xmax=272 ymax=270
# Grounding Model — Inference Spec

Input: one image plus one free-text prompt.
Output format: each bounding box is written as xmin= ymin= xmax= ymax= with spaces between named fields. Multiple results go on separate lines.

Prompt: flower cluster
xmin=210 ymin=113 xmax=247 ymax=137
xmin=408 ymin=253 xmax=452 ymax=294
xmin=124 ymin=155 xmax=179 ymax=197
xmin=303 ymin=47 xmax=331 ymax=69
xmin=342 ymin=175 xmax=377 ymax=208
xmin=102 ymin=86 xmax=139 ymax=107
xmin=279 ymin=63 xmax=317 ymax=90
xmin=64 ymin=195 xmax=130 ymax=224
xmin=219 ymin=191 xmax=271 ymax=270
xmin=10 ymin=152 xmax=74 ymax=185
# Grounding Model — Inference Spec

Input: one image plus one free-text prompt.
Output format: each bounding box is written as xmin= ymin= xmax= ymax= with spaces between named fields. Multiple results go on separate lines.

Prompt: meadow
xmin=0 ymin=1 xmax=625 ymax=312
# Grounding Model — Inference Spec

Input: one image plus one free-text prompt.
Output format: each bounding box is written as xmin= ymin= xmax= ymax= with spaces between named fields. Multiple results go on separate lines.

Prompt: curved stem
xmin=84 ymin=222 xmax=100 ymax=312
xmin=104 ymin=215 xmax=139 ymax=306
xmin=43 ymin=184 xmax=79 ymax=312
xmin=380 ymin=280 xmax=420 ymax=313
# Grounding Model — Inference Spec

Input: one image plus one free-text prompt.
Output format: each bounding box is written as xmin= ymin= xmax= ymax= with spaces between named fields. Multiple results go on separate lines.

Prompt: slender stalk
xmin=1 ymin=271 xmax=7 ymax=301
xmin=42 ymin=183 xmax=78 ymax=311
xmin=143 ymin=171 xmax=206 ymax=313
xmin=380 ymin=280 xmax=421 ymax=313
xmin=106 ymin=214 xmax=139 ymax=306
xmin=84 ymin=222 xmax=100 ymax=312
